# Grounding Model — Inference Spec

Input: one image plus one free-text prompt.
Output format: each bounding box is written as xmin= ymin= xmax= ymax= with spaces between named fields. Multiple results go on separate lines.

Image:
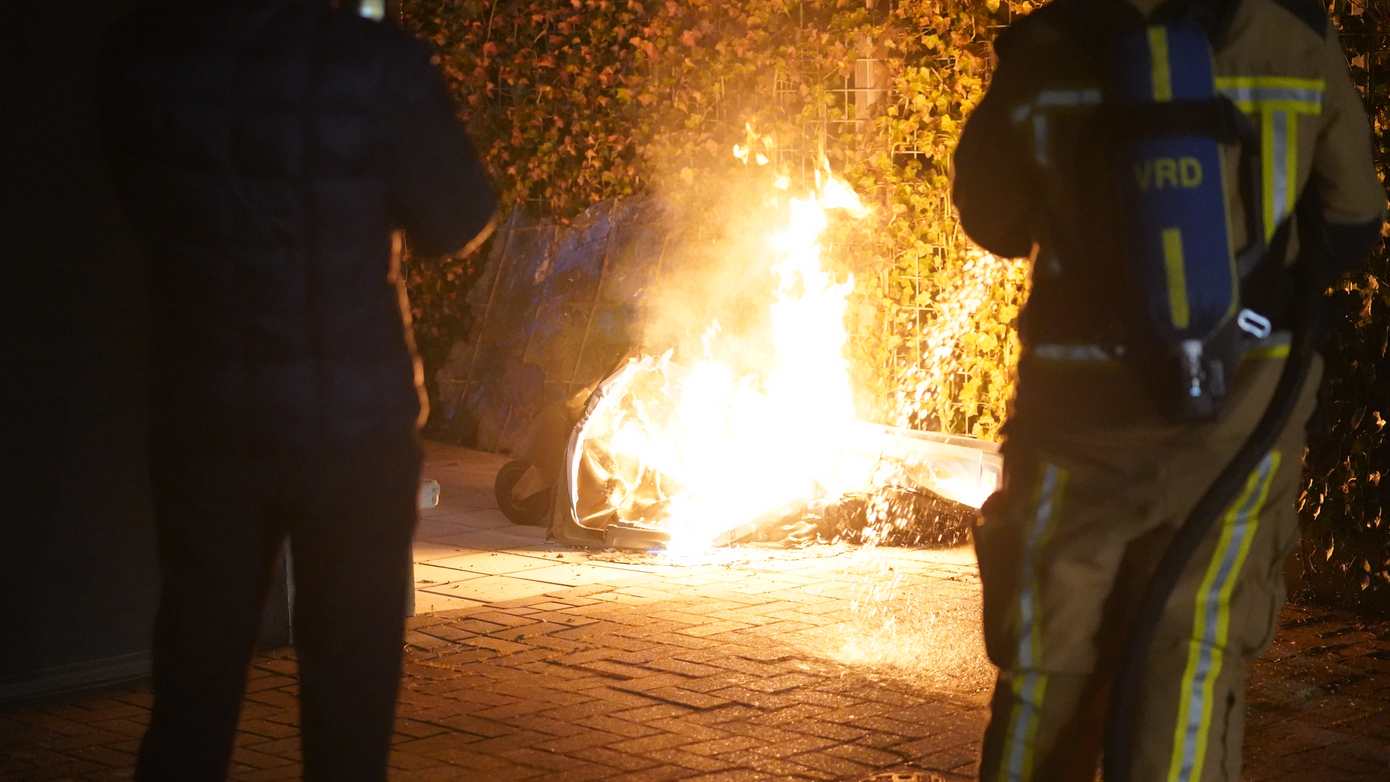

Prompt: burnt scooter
xmin=495 ymin=350 xmax=1000 ymax=550
xmin=493 ymin=389 xmax=583 ymax=527
xmin=493 ymin=369 xmax=619 ymax=528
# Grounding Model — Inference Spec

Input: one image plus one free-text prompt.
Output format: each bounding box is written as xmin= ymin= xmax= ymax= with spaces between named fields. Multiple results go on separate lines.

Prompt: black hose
xmin=1102 ymin=265 xmax=1325 ymax=779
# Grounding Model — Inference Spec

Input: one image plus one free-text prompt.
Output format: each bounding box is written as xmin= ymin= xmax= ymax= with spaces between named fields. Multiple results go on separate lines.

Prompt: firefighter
xmin=952 ymin=0 xmax=1384 ymax=779
xmin=100 ymin=2 xmax=496 ymax=779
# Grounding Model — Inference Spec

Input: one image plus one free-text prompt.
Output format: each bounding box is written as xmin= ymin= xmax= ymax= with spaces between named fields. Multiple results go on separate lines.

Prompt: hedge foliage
xmin=399 ymin=0 xmax=1389 ymax=602
xmin=401 ymin=0 xmax=1036 ymax=440
xmin=1300 ymin=0 xmax=1390 ymax=604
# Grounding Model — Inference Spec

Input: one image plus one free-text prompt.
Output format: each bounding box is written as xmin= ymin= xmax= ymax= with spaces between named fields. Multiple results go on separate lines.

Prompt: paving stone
xmin=645 ymin=658 xmax=727 ymax=679
xmin=575 ymin=715 xmax=662 ymax=739
xmin=420 ymin=575 xmax=555 ymax=603
xmin=708 ymin=686 xmax=803 ymax=710
xmin=745 ymin=730 xmax=839 ymax=759
xmin=823 ymin=741 xmax=905 ymax=767
xmin=532 ymin=729 xmax=627 ymax=755
xmin=681 ymin=735 xmax=764 ymax=757
xmin=715 ymin=750 xmax=837 ymax=780
xmin=612 ymin=673 xmax=696 ymax=694
xmin=616 ymin=704 xmax=699 ymax=724
xmin=236 ymin=766 xmax=304 ymax=781
xmin=683 ymin=770 xmax=777 ymax=782
xmin=640 ymin=746 xmax=738 ymax=772
xmin=788 ymin=749 xmax=874 ymax=777
xmin=643 ymin=687 xmax=733 ymax=710
xmin=571 ymin=745 xmax=662 ymax=772
xmin=783 ymin=719 xmax=867 ymax=743
xmin=230 ymin=746 xmax=298 ymax=771
xmin=642 ymin=718 xmax=730 ymax=742
xmin=741 ymin=672 xmax=821 ymax=694
xmin=903 ymin=746 xmax=981 ymax=776
xmin=607 ymin=764 xmax=698 ymax=782
xmin=534 ymin=761 xmax=625 ymax=781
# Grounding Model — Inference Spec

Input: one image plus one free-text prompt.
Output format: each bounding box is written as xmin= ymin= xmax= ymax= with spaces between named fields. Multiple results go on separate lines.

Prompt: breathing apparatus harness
xmin=1035 ymin=0 xmax=1331 ymax=777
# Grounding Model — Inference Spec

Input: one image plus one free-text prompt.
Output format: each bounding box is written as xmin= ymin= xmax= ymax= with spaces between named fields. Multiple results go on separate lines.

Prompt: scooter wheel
xmin=494 ymin=460 xmax=552 ymax=527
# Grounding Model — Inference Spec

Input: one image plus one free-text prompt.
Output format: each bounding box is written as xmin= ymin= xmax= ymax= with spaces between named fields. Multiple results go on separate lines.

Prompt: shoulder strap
xmin=1041 ymin=0 xmax=1147 ymax=70
xmin=1151 ymin=0 xmax=1244 ymax=47
xmin=1043 ymin=0 xmax=1245 ymax=52
xmin=1271 ymin=0 xmax=1329 ymax=36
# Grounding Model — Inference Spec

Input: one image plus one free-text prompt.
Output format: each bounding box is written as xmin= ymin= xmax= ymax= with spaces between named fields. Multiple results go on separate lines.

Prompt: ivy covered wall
xmin=401 ymin=0 xmax=1035 ymax=442
xmin=399 ymin=0 xmax=1389 ymax=610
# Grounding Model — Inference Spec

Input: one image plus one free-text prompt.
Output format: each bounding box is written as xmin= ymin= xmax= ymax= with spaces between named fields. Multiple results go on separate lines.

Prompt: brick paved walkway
xmin=3 ymin=443 xmax=1388 ymax=780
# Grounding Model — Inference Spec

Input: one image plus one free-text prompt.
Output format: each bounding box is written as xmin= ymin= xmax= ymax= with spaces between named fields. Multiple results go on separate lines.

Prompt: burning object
xmin=488 ymin=149 xmax=1004 ymax=553
xmin=544 ymin=358 xmax=1001 ymax=551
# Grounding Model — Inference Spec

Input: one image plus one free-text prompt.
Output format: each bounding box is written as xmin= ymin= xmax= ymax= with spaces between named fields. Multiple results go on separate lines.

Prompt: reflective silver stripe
xmin=1031 ymin=344 xmax=1119 ymax=362
xmin=1009 ymin=88 xmax=1102 ymax=124
xmin=1004 ymin=671 xmax=1047 ymax=782
xmin=1012 ymin=84 xmax=1319 ymax=123
xmin=1016 ymin=466 xmax=1061 ymax=664
xmin=1032 ymin=115 xmax=1051 ymax=167
xmin=1001 ymin=464 xmax=1065 ymax=782
xmin=1034 ymin=88 xmax=1102 ymax=109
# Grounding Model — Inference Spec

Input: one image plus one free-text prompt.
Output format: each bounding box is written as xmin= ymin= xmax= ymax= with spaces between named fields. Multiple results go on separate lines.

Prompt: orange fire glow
xmin=572 ymin=138 xmax=1002 ymax=555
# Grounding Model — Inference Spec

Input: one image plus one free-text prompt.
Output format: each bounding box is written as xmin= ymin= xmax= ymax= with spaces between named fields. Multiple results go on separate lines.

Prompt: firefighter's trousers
xmin=974 ymin=350 xmax=1320 ymax=782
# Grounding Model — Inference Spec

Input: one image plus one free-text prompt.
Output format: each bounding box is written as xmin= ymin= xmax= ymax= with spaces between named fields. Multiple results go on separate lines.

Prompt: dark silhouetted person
xmin=100 ymin=2 xmax=497 ymax=779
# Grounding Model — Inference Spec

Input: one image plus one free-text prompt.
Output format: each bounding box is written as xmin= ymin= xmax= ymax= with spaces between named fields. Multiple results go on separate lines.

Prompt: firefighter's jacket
xmin=953 ymin=0 xmax=1384 ymax=399
xmin=101 ymin=1 xmax=497 ymax=438
xmin=957 ymin=6 xmax=1384 ymax=780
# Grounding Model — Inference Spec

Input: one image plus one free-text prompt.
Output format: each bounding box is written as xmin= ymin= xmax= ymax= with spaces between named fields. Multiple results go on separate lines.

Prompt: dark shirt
xmin=101 ymin=0 xmax=496 ymax=439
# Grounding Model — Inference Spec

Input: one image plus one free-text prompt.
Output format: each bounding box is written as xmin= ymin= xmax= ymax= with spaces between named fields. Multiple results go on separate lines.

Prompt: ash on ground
xmin=749 ymin=486 xmax=979 ymax=549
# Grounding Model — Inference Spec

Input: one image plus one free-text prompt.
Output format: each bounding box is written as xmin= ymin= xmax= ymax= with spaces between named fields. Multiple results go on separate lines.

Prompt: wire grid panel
xmin=472 ymin=1 xmax=1009 ymax=423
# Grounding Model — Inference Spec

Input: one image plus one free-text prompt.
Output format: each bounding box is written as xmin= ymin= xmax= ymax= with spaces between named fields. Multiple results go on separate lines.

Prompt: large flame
xmin=580 ymin=157 xmax=877 ymax=554
xmin=574 ymin=143 xmax=1001 ymax=555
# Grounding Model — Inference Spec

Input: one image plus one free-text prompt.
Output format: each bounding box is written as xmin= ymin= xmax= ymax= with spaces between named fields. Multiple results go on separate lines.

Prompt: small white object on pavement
xmin=417 ymin=479 xmax=440 ymax=510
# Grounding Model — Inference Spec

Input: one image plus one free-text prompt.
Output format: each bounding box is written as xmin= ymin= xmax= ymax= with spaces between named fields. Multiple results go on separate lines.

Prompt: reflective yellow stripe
xmin=1244 ymin=343 xmax=1291 ymax=361
xmin=1192 ymin=462 xmax=1272 ymax=778
xmin=1213 ymin=75 xmax=1324 ymax=238
xmin=1167 ymin=452 xmax=1281 ymax=782
xmin=1214 ymin=75 xmax=1325 ymax=92
xmin=1003 ymin=673 xmax=1051 ymax=781
xmin=999 ymin=464 xmax=1068 ymax=782
xmin=1033 ymin=342 xmax=1289 ymax=366
xmin=1148 ymin=27 xmax=1173 ymax=102
xmin=1260 ymin=112 xmax=1277 ymax=240
xmin=1022 ymin=675 xmax=1048 ymax=779
xmin=1226 ymin=98 xmax=1322 ymax=114
xmin=1161 ymin=228 xmax=1190 ymax=329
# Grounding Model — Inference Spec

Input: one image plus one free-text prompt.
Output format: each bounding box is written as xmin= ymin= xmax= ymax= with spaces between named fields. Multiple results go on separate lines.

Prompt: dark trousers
xmin=136 ymin=420 xmax=421 ymax=781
